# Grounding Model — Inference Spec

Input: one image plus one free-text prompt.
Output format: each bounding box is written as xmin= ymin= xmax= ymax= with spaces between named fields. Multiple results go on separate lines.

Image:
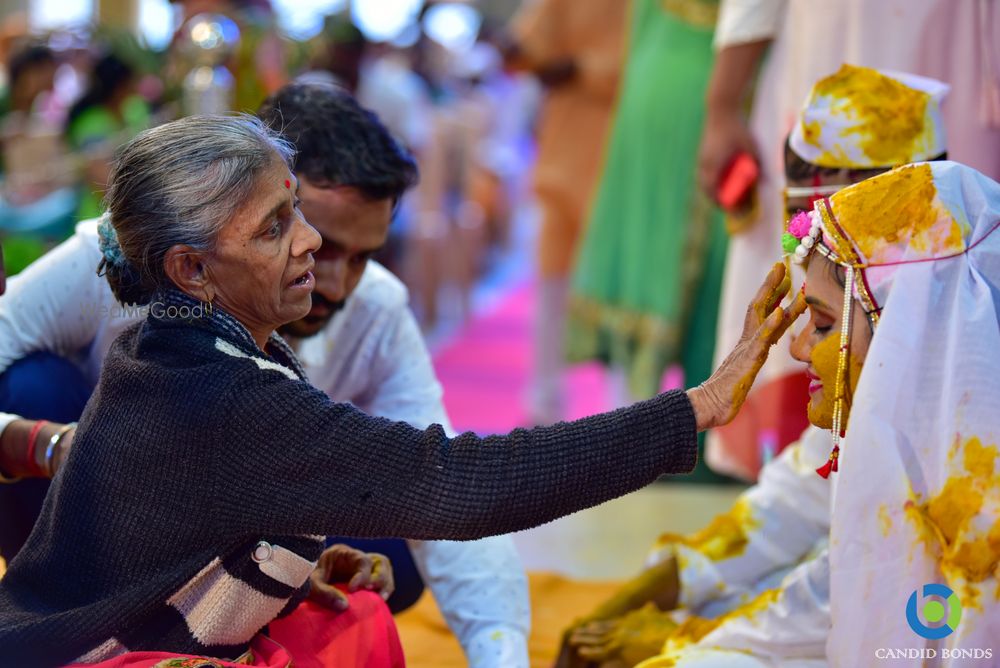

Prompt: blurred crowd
xmin=0 ymin=0 xmax=540 ymax=329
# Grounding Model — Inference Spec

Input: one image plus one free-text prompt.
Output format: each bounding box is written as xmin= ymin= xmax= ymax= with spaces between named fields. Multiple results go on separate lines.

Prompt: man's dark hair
xmin=7 ymin=44 xmax=55 ymax=88
xmin=257 ymin=83 xmax=418 ymax=202
xmin=784 ymin=136 xmax=947 ymax=182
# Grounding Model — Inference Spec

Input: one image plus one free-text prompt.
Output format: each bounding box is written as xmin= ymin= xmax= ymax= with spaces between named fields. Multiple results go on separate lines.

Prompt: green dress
xmin=567 ymin=0 xmax=728 ymax=480
xmin=568 ymin=0 xmax=726 ymax=396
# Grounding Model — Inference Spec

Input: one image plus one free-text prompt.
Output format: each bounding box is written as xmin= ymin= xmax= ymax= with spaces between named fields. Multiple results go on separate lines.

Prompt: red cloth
xmin=270 ymin=592 xmax=406 ymax=668
xmin=66 ymin=635 xmax=292 ymax=668
xmin=67 ymin=591 xmax=405 ymax=668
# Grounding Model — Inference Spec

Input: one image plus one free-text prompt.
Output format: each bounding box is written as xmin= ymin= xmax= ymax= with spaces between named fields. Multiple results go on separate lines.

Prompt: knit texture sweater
xmin=0 ymin=290 xmax=697 ymax=666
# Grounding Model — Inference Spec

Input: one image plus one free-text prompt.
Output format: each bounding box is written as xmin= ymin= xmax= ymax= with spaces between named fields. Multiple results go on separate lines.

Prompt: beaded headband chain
xmin=782 ymin=203 xmax=870 ymax=478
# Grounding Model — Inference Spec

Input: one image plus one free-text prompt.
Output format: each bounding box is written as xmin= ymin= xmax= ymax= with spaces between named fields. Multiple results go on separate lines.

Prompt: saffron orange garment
xmin=508 ymin=0 xmax=627 ymax=278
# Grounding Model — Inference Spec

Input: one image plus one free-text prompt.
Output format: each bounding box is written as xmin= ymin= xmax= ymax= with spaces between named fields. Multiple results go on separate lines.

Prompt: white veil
xmin=827 ymin=162 xmax=1000 ymax=664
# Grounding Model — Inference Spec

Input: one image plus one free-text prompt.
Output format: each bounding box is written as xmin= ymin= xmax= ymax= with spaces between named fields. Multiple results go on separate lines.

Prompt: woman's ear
xmin=163 ymin=245 xmax=213 ymax=302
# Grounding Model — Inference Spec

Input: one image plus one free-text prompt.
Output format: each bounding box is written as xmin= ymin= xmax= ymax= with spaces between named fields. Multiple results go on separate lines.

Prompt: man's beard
xmin=280 ymin=292 xmax=347 ymax=338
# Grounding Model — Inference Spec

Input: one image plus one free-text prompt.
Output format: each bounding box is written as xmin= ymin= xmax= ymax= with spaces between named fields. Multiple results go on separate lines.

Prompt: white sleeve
xmin=648 ymin=553 xmax=829 ymax=667
xmin=714 ymin=0 xmax=787 ymax=49
xmin=0 ymin=412 xmax=18 ymax=439
xmin=654 ymin=427 xmax=832 ymax=612
xmin=0 ymin=221 xmax=107 ymax=378
xmin=690 ymin=550 xmax=830 ymax=661
xmin=365 ymin=305 xmax=453 ymax=433
xmin=366 ymin=304 xmax=532 ymax=668
xmin=408 ymin=538 xmax=531 ymax=668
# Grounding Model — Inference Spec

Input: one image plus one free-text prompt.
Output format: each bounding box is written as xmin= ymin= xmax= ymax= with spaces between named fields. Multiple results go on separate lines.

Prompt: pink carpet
xmin=432 ymin=280 xmax=682 ymax=434
xmin=431 ymin=280 xmax=604 ymax=433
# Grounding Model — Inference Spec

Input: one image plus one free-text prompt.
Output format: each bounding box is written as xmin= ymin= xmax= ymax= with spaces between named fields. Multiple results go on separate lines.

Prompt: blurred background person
xmin=0 ymin=42 xmax=56 ymax=123
xmin=502 ymin=0 xmax=627 ymax=425
xmin=64 ymin=51 xmax=151 ymax=221
xmin=565 ymin=0 xmax=728 ymax=485
xmin=0 ymin=41 xmax=77 ymax=276
xmin=300 ymin=11 xmax=368 ymax=94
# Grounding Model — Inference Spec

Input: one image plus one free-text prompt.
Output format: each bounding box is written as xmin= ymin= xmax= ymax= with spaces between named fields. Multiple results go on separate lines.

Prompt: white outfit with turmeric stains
xmin=643 ymin=67 xmax=950 ymax=666
xmin=636 ymin=427 xmax=833 ymax=667
xmin=648 ymin=426 xmax=832 ymax=620
xmin=644 ymin=162 xmax=1000 ymax=666
xmin=826 ymin=162 xmax=1000 ymax=666
xmin=639 ymin=553 xmax=830 ymax=667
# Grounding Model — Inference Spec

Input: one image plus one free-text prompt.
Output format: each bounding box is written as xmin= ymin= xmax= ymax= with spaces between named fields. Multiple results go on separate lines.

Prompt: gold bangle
xmin=0 ymin=465 xmax=23 ymax=484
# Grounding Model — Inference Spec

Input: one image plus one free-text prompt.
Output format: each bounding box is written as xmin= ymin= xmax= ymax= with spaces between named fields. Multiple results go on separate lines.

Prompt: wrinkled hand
xmin=568 ymin=603 xmax=677 ymax=668
xmin=688 ymin=262 xmax=806 ymax=431
xmin=697 ymin=108 xmax=758 ymax=204
xmin=308 ymin=544 xmax=394 ymax=612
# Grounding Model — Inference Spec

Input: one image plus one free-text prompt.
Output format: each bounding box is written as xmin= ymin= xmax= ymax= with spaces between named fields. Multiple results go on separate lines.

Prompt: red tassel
xmin=816 ymin=445 xmax=841 ymax=478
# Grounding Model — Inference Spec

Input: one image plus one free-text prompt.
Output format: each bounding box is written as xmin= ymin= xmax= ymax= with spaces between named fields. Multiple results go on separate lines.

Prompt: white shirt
xmin=649 ymin=426 xmax=831 ymax=619
xmin=0 ymin=219 xmax=531 ymax=668
xmin=714 ymin=0 xmax=786 ymax=49
xmin=636 ymin=428 xmax=833 ymax=668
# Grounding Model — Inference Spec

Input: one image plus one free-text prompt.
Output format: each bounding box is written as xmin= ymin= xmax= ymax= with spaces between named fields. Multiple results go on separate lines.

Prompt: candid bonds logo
xmin=906 ymin=583 xmax=962 ymax=639
xmin=876 ymin=584 xmax=990 ymax=661
xmin=877 ymin=584 xmax=991 ymax=660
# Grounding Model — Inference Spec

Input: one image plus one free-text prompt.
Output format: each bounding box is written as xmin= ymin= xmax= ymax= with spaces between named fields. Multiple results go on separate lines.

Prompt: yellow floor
xmin=397 ymin=572 xmax=622 ymax=668
xmin=396 ymin=482 xmax=744 ymax=666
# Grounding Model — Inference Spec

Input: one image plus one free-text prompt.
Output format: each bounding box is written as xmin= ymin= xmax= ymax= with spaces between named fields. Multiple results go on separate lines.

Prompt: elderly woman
xmin=0 ymin=115 xmax=803 ymax=666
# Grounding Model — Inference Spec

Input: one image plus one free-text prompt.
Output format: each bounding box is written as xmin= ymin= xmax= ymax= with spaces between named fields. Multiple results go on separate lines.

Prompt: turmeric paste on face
xmin=807 ymin=331 xmax=864 ymax=429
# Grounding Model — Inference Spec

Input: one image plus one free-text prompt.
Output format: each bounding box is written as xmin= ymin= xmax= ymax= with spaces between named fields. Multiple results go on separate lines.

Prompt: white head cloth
xmin=824 ymin=162 xmax=1000 ymax=663
xmin=789 ymin=64 xmax=949 ymax=169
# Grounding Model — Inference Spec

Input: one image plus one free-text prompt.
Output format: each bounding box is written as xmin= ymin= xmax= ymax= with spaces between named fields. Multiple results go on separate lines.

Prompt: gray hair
xmin=101 ymin=114 xmax=295 ymax=305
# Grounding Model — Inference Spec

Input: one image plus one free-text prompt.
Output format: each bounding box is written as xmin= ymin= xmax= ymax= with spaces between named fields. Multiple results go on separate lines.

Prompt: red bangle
xmin=26 ymin=420 xmax=49 ymax=478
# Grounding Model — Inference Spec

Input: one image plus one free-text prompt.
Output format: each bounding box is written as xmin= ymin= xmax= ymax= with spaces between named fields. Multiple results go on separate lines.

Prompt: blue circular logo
xmin=906 ymin=583 xmax=962 ymax=639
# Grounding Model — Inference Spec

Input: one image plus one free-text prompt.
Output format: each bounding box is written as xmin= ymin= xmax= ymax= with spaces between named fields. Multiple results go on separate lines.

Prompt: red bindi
xmin=284 ymin=179 xmax=291 ymax=189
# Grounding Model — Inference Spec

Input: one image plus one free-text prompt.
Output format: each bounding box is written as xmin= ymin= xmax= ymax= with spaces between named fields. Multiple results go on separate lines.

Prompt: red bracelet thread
xmin=26 ymin=420 xmax=49 ymax=478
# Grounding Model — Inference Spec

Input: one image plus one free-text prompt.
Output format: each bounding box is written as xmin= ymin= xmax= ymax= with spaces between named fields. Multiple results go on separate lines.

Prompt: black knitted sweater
xmin=0 ymin=290 xmax=697 ymax=666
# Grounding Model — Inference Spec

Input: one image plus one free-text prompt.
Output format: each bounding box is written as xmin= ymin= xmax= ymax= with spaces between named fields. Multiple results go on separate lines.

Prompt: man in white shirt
xmin=0 ymin=83 xmax=531 ymax=668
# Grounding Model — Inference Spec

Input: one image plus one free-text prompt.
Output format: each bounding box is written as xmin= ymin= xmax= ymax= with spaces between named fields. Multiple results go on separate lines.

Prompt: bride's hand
xmin=687 ymin=262 xmax=805 ymax=431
